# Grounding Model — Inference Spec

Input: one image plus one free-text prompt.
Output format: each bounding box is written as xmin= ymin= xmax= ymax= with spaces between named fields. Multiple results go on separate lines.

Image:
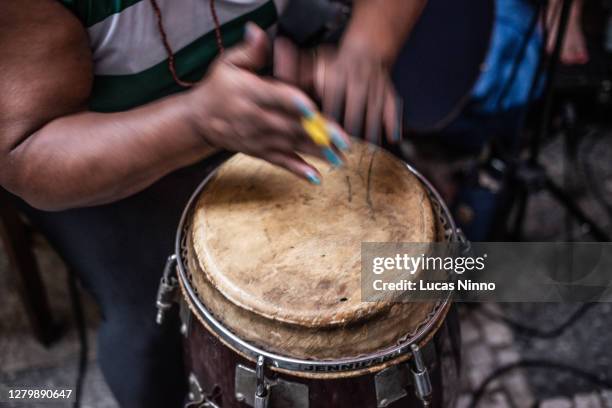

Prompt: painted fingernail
xmin=323 ymin=147 xmax=343 ymax=167
xmin=294 ymin=98 xmax=315 ymax=119
xmin=393 ymin=97 xmax=404 ymax=142
xmin=305 ymin=170 xmax=321 ymax=185
xmin=328 ymin=125 xmax=349 ymax=151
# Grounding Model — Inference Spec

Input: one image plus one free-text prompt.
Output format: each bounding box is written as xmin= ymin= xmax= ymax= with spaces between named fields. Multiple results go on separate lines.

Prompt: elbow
xmin=19 ymin=193 xmax=69 ymax=212
xmin=9 ymin=185 xmax=71 ymax=212
xmin=0 ymin=163 xmax=69 ymax=212
xmin=5 ymin=187 xmax=70 ymax=212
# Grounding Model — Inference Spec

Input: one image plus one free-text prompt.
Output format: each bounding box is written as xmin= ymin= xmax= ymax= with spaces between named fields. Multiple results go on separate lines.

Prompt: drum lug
xmin=235 ymin=356 xmax=309 ymax=408
xmin=374 ymin=362 xmax=411 ymax=407
xmin=254 ymin=356 xmax=269 ymax=408
xmin=185 ymin=373 xmax=221 ymax=408
xmin=456 ymin=228 xmax=471 ymax=254
xmin=374 ymin=343 xmax=435 ymax=408
xmin=179 ymin=300 xmax=192 ymax=337
xmin=156 ymin=254 xmax=179 ymax=325
xmin=185 ymin=373 xmax=204 ymax=407
xmin=409 ymin=344 xmax=433 ymax=407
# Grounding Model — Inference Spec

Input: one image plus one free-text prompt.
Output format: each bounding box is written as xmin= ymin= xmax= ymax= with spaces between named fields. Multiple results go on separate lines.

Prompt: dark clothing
xmin=19 ymin=155 xmax=227 ymax=407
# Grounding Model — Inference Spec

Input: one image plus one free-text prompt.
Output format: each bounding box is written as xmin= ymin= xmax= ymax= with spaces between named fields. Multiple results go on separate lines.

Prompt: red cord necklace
xmin=149 ymin=0 xmax=225 ymax=88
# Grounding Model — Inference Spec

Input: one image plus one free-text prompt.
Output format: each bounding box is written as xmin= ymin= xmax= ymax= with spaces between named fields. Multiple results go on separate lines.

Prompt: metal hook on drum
xmin=410 ymin=344 xmax=433 ymax=407
xmin=156 ymin=254 xmax=178 ymax=325
xmin=456 ymin=228 xmax=471 ymax=255
xmin=254 ymin=356 xmax=270 ymax=408
xmin=185 ymin=373 xmax=222 ymax=408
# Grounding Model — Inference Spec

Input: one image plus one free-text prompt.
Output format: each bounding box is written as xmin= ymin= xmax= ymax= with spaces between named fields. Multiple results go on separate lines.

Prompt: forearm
xmin=2 ymin=7 xmax=323 ymax=210
xmin=3 ymin=93 xmax=215 ymax=211
xmin=342 ymin=0 xmax=428 ymax=65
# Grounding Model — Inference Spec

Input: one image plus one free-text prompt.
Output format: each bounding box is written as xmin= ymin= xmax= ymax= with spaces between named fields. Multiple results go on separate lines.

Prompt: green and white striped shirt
xmin=59 ymin=0 xmax=284 ymax=112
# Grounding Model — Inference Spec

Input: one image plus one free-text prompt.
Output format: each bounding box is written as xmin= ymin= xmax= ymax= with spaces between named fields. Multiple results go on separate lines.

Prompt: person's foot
xmin=546 ymin=0 xmax=589 ymax=65
xmin=559 ymin=17 xmax=589 ymax=64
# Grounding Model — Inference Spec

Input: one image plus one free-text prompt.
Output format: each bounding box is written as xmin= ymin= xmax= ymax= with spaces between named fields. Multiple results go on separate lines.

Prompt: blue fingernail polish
xmin=295 ymin=98 xmax=315 ymax=119
xmin=323 ymin=147 xmax=343 ymax=167
xmin=329 ymin=126 xmax=349 ymax=151
xmin=306 ymin=171 xmax=321 ymax=185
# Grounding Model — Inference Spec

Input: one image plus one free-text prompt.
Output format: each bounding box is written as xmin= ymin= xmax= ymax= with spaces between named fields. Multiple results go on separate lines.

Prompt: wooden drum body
xmin=156 ymin=141 xmax=463 ymax=408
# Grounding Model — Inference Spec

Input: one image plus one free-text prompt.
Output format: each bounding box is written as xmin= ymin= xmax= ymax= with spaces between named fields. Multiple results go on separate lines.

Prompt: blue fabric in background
xmin=439 ymin=0 xmax=543 ymax=153
xmin=447 ymin=0 xmax=544 ymax=241
xmin=471 ymin=0 xmax=543 ymax=114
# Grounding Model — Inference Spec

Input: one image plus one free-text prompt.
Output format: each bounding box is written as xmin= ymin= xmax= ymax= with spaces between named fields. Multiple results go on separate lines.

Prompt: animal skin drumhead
xmin=191 ymin=139 xmax=436 ymax=329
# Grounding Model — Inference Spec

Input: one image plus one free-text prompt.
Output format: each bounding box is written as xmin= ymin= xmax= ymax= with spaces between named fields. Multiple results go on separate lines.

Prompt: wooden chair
xmin=0 ymin=188 xmax=58 ymax=345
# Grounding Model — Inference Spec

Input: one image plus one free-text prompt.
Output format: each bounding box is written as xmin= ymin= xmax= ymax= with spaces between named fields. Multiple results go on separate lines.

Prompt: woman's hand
xmin=188 ymin=23 xmax=349 ymax=183
xmin=274 ymin=41 xmax=402 ymax=146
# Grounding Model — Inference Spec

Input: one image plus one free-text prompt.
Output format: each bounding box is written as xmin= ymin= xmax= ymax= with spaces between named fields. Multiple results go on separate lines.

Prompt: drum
xmin=156 ymin=140 xmax=462 ymax=408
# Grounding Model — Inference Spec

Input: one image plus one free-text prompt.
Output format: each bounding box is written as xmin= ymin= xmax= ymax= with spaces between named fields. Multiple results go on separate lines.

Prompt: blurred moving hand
xmin=274 ymin=38 xmax=402 ymax=145
xmin=273 ymin=0 xmax=428 ymax=145
xmin=193 ymin=23 xmax=349 ymax=181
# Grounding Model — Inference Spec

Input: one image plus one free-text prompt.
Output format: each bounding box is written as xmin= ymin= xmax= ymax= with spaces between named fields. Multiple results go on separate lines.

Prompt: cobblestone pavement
xmin=0 ymin=233 xmax=117 ymax=408
xmin=457 ymin=302 xmax=612 ymax=408
xmin=454 ymin=131 xmax=612 ymax=407
xmin=2 ymin=132 xmax=612 ymax=407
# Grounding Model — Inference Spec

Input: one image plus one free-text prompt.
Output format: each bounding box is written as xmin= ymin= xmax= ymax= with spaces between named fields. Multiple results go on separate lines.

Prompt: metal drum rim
xmin=174 ymin=155 xmax=458 ymax=373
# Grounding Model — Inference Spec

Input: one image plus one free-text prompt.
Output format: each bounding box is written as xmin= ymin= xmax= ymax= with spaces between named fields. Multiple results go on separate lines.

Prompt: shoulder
xmin=0 ymin=0 xmax=90 ymax=74
xmin=0 ymin=0 xmax=92 ymax=147
xmin=1 ymin=1 xmax=89 ymax=57
xmin=0 ymin=0 xmax=86 ymax=39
